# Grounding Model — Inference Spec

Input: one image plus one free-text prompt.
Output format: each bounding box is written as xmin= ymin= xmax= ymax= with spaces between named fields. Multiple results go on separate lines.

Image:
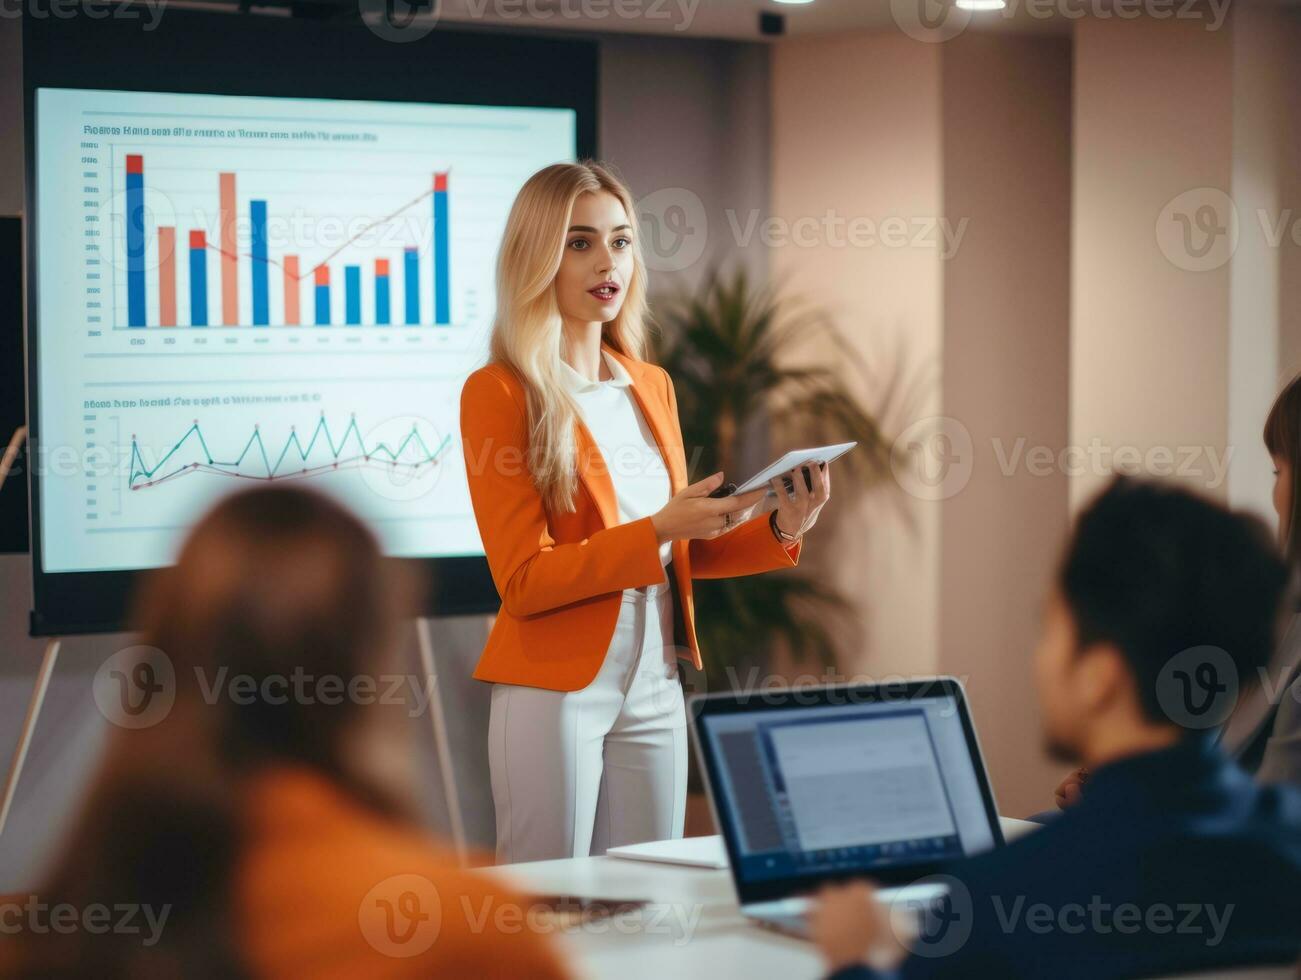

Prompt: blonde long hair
xmin=489 ymin=161 xmax=652 ymax=513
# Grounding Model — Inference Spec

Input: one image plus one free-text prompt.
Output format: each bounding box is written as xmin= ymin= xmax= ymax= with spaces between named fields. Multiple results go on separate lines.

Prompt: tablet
xmin=730 ymin=441 xmax=857 ymax=496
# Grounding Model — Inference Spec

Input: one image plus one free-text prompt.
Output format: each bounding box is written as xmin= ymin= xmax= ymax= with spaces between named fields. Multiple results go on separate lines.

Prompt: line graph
xmin=128 ymin=413 xmax=452 ymax=489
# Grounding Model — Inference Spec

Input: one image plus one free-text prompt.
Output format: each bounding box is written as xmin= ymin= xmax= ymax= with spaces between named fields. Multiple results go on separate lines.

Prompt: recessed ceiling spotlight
xmin=955 ymin=0 xmax=1007 ymax=9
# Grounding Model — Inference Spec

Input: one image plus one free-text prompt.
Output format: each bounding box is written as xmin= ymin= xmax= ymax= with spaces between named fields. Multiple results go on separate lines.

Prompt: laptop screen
xmin=695 ymin=684 xmax=999 ymax=891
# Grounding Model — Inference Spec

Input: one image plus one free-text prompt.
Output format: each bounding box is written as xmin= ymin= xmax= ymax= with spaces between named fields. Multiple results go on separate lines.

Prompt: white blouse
xmin=560 ymin=349 xmax=673 ymax=577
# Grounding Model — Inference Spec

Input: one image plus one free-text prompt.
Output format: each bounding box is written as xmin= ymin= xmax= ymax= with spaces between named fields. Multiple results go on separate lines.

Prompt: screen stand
xmin=0 ymin=425 xmax=44 ymax=839
xmin=0 ymin=624 xmax=472 ymax=849
xmin=415 ymin=617 xmax=467 ymax=864
xmin=0 ymin=425 xmax=24 ymax=489
xmin=0 ymin=637 xmax=60 ymax=839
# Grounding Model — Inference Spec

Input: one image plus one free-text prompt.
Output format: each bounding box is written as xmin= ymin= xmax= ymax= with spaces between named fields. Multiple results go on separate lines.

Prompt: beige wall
xmin=771 ymin=33 xmax=944 ymax=679
xmin=1280 ymin=38 xmax=1301 ymax=384
xmin=1228 ymin=2 xmax=1295 ymax=521
xmin=772 ymin=10 xmax=1301 ymax=813
xmin=1073 ymin=8 xmax=1301 ymax=525
xmin=599 ymin=35 xmax=772 ymax=298
xmin=939 ymin=34 xmax=1072 ymax=817
xmin=771 ymin=30 xmax=1074 ymax=816
xmin=1071 ymin=17 xmax=1234 ymax=511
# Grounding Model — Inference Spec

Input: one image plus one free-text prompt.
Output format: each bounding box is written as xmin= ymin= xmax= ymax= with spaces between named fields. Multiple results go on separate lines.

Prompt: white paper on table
xmin=605 ymin=835 xmax=730 ymax=869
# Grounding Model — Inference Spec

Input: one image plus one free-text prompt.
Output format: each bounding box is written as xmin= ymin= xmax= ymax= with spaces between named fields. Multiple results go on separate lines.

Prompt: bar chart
xmin=121 ymin=154 xmax=454 ymax=330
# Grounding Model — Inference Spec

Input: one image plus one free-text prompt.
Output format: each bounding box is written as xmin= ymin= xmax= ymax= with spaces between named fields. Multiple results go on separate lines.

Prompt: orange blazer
xmin=240 ymin=767 xmax=571 ymax=979
xmin=460 ymin=341 xmax=802 ymax=692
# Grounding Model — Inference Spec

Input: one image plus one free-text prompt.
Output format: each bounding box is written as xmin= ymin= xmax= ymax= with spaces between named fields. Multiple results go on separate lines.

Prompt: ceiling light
xmin=955 ymin=0 xmax=1007 ymax=8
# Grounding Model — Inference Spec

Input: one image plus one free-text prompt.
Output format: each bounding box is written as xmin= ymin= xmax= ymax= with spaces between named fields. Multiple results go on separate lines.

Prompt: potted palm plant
xmin=651 ymin=268 xmax=905 ymax=692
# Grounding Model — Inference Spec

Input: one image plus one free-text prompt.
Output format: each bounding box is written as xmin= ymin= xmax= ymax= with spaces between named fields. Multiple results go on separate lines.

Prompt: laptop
xmin=689 ymin=677 xmax=1005 ymax=938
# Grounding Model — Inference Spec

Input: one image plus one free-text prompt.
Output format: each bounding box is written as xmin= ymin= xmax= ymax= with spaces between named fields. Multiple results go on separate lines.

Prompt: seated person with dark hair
xmin=1 ymin=486 xmax=570 ymax=979
xmin=812 ymin=477 xmax=1301 ymax=980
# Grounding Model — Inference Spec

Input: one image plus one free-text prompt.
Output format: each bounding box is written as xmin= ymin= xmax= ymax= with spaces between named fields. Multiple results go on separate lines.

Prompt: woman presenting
xmin=461 ymin=162 xmax=832 ymax=863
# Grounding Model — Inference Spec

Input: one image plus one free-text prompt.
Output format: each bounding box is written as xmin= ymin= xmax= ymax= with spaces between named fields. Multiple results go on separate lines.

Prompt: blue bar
xmin=189 ymin=243 xmax=208 ymax=327
xmin=250 ymin=200 xmax=268 ymax=326
xmin=376 ymin=275 xmax=390 ymax=325
xmin=404 ymin=248 xmax=419 ymax=325
xmin=434 ymin=183 xmax=449 ymax=325
xmin=126 ymin=157 xmax=146 ymax=327
xmin=345 ymin=265 xmax=361 ymax=325
xmin=315 ymin=284 xmax=330 ymax=326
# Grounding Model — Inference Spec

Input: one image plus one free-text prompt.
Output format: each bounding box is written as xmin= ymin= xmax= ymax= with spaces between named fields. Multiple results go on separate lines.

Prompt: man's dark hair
xmin=1059 ymin=476 xmax=1290 ymax=724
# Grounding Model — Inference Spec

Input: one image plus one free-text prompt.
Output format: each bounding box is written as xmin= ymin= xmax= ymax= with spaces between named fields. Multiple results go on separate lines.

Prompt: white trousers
xmin=488 ymin=582 xmax=688 ymax=864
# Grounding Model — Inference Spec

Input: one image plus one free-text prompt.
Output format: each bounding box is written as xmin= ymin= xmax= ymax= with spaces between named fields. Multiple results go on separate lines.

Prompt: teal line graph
xmin=128 ymin=413 xmax=452 ymax=490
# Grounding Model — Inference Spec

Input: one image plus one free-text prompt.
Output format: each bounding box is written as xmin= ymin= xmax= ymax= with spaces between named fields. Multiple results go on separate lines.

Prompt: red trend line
xmin=197 ymin=168 xmax=453 ymax=282
xmin=131 ymin=456 xmax=440 ymax=490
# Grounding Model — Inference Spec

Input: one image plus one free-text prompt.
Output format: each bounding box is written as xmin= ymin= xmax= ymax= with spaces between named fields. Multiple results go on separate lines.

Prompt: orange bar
xmin=375 ymin=258 xmax=390 ymax=277
xmin=314 ymin=265 xmax=329 ymax=286
xmin=219 ymin=172 xmax=238 ymax=325
xmin=283 ymin=256 xmax=300 ymax=326
xmin=158 ymin=227 xmax=176 ymax=327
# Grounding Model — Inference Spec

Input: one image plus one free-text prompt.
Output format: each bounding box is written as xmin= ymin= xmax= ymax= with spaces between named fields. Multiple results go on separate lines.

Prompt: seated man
xmin=812 ymin=477 xmax=1301 ymax=979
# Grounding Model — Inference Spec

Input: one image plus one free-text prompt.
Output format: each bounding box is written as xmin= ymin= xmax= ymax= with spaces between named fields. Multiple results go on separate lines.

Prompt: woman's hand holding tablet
xmin=650 ymin=472 xmax=769 ymax=544
xmin=704 ymin=442 xmax=850 ymax=542
xmin=767 ymin=451 xmax=834 ymax=542
xmin=707 ymin=442 xmax=857 ymax=498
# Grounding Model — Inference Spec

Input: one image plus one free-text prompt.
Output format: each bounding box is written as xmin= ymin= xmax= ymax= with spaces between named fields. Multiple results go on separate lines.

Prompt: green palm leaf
xmin=651 ymin=268 xmax=914 ymax=687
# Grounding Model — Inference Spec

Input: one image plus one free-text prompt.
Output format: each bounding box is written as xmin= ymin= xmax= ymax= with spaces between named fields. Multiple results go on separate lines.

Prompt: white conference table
xmin=481 ymin=817 xmax=1041 ymax=980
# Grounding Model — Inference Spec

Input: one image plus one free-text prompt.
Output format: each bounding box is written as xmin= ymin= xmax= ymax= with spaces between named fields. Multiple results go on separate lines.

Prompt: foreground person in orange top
xmin=462 ymin=161 xmax=834 ymax=863
xmin=3 ymin=487 xmax=569 ymax=980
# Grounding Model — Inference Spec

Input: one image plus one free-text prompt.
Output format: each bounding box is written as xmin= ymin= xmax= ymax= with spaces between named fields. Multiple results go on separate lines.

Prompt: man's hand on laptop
xmin=810 ymin=880 xmax=907 ymax=974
